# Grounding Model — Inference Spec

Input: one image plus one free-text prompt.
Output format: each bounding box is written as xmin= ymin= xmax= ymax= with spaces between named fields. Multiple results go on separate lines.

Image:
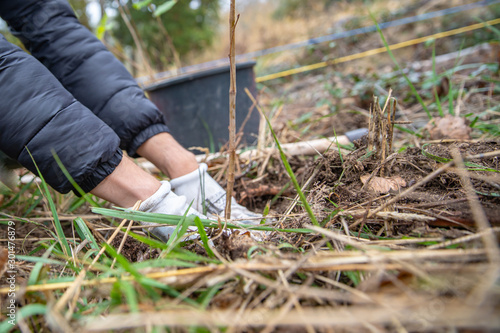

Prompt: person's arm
xmin=90 ymin=156 xmax=160 ymax=207
xmin=0 ymin=0 xmax=169 ymax=158
xmin=0 ymin=0 xmax=204 ymax=179
xmin=0 ymin=34 xmax=122 ymax=194
xmin=0 ymin=0 xmax=262 ymax=224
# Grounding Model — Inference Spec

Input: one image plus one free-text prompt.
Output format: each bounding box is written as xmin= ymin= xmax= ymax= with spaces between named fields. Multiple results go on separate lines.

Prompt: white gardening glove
xmin=136 ymin=181 xmax=207 ymax=242
xmin=170 ymin=163 xmax=262 ymax=225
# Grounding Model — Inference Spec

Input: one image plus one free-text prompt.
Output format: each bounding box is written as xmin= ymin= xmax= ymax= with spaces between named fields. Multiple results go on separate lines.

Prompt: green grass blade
xmin=255 ymin=103 xmax=319 ymax=227
xmin=447 ymin=77 xmax=454 ymax=115
xmin=103 ymin=243 xmax=142 ymax=279
xmin=74 ymin=217 xmax=100 ymax=251
xmin=27 ymin=242 xmax=58 ymax=286
xmin=110 ymin=281 xmax=123 ymax=307
xmin=27 ymin=244 xmax=46 ymax=256
xmin=132 ymin=258 xmax=198 ymax=269
xmin=332 ymin=128 xmax=344 ymax=165
xmin=0 ymin=304 xmax=46 ymax=331
xmin=0 ymin=179 xmax=34 ymax=210
xmin=422 ymin=143 xmax=500 ymax=172
xmin=475 ymin=16 xmax=500 ymax=39
xmin=68 ymin=196 xmax=87 ymax=213
xmin=247 ymin=245 xmax=268 ymax=258
xmin=432 ymin=42 xmax=444 ymax=117
xmin=103 ymin=243 xmax=160 ymax=300
xmin=26 ymin=149 xmax=71 ymax=257
xmin=119 ymin=280 xmax=140 ymax=313
xmin=198 ymin=282 xmax=224 ymax=309
xmin=124 ymin=228 xmax=219 ymax=263
xmin=394 ymin=124 xmax=423 ymax=138
xmin=194 ymin=216 xmax=215 ymax=258
xmin=16 ymin=255 xmax=64 ymax=266
xmin=199 ymin=118 xmax=216 ymax=154
xmin=167 ymin=248 xmax=221 ymax=264
xmin=165 ymin=211 xmax=192 ymax=250
xmin=52 ymin=150 xmax=101 ymax=207
xmin=92 ymin=207 xmax=314 ymax=234
xmin=126 ymin=228 xmax=170 ymax=249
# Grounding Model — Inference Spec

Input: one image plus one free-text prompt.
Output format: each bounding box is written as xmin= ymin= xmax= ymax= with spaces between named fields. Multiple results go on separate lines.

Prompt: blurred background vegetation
xmin=1 ymin=0 xmax=498 ymax=77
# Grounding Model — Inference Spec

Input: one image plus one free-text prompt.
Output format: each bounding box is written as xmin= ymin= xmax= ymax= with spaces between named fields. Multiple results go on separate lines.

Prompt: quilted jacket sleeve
xmin=0 ymin=0 xmax=170 ymax=157
xmin=0 ymin=35 xmax=122 ymax=194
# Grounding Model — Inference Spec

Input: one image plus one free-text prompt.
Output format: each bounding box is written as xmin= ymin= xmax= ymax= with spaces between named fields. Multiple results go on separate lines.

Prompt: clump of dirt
xmin=110 ymin=233 xmax=160 ymax=262
xmin=232 ymin=155 xmax=315 ymax=212
xmin=211 ymin=231 xmax=257 ymax=260
xmin=183 ymin=228 xmax=259 ymax=261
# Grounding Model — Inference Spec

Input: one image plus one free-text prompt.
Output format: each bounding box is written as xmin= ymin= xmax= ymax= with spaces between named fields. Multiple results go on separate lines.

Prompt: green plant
xmin=27 ymin=150 xmax=71 ymax=257
xmin=111 ymin=0 xmax=220 ymax=70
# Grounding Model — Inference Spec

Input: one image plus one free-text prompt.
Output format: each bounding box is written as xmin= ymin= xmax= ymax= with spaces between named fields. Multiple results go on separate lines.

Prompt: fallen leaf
xmin=425 ymin=115 xmax=471 ymax=140
xmin=360 ymin=175 xmax=406 ymax=194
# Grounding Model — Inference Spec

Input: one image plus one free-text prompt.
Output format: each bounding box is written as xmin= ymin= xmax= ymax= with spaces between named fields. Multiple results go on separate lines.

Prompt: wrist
xmin=136 ymin=132 xmax=198 ymax=178
xmin=170 ymin=163 xmax=207 ymax=187
xmin=91 ymin=156 xmax=161 ymax=207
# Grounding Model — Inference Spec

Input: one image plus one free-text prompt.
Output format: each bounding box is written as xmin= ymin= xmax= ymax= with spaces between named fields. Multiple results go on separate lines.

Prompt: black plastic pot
xmin=144 ymin=61 xmax=259 ymax=153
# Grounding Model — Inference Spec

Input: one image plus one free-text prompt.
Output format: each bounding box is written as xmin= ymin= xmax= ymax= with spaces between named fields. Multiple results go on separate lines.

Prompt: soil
xmin=3 ymin=138 xmax=496 ymax=268
xmin=225 ymin=138 xmax=500 ymax=251
xmin=1 ymin=3 xmax=499 ymax=330
xmin=110 ymin=233 xmax=161 ymax=262
xmin=309 ymin=139 xmax=500 ymax=224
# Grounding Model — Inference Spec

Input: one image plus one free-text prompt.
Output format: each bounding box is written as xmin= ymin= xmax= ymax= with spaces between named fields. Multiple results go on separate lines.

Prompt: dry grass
xmin=1 ymin=0 xmax=500 ymax=331
xmin=1 ymin=95 xmax=499 ymax=331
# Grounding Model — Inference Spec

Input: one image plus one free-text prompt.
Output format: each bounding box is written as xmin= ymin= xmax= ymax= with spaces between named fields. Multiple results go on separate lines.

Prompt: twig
xmin=1 ymin=248 xmax=489 ymax=294
xmin=82 ymin=300 xmax=500 ymax=330
xmin=308 ymin=225 xmax=373 ymax=252
xmin=152 ymin=10 xmax=182 ymax=69
xmin=379 ymin=95 xmax=388 ymax=171
xmin=388 ymin=98 xmax=396 ymax=158
xmin=110 ymin=217 xmax=135 ymax=270
xmin=356 ymin=196 xmax=373 ymax=238
xmin=116 ymin=1 xmax=154 ymax=78
xmin=225 ymin=0 xmax=239 ymax=220
xmin=427 ymin=227 xmax=500 ymax=250
xmin=367 ymin=102 xmax=374 ymax=152
xmin=449 ymin=149 xmax=500 ymax=308
xmin=279 ymin=168 xmax=320 ymax=226
xmin=450 ymin=148 xmax=500 ymax=263
xmin=260 ymin=272 xmax=315 ymax=333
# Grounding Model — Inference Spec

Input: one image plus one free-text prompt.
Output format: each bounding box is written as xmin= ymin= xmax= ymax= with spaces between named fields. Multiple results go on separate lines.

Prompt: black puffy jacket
xmin=0 ymin=0 xmax=169 ymax=193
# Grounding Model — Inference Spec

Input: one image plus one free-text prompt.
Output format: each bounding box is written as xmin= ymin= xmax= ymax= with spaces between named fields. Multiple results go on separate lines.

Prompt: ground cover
xmin=0 ymin=1 xmax=499 ymax=331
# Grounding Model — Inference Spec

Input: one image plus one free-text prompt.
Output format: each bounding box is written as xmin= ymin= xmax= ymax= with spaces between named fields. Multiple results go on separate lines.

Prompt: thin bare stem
xmin=225 ymin=1 xmax=238 ymax=220
xmin=451 ymin=150 xmax=499 ymax=257
xmin=116 ymin=1 xmax=154 ymax=78
xmin=151 ymin=10 xmax=182 ymax=70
